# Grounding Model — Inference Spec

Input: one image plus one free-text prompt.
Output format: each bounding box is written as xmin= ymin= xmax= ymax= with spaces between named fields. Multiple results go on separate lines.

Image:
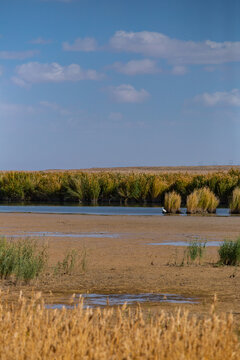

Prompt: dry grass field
xmin=44 ymin=165 xmax=240 ymax=174
xmin=0 ymin=292 xmax=239 ymax=360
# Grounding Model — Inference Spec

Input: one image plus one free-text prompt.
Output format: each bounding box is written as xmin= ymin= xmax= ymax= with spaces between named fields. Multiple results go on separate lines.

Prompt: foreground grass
xmin=0 ymin=293 xmax=238 ymax=360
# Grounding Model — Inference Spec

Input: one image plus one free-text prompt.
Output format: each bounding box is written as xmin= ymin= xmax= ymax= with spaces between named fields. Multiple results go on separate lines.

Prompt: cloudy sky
xmin=1 ymin=0 xmax=240 ymax=170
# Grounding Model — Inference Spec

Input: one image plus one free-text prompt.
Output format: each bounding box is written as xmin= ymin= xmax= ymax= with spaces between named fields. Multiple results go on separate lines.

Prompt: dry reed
xmin=164 ymin=191 xmax=181 ymax=213
xmin=230 ymin=187 xmax=240 ymax=213
xmin=0 ymin=292 xmax=239 ymax=359
xmin=187 ymin=187 xmax=219 ymax=213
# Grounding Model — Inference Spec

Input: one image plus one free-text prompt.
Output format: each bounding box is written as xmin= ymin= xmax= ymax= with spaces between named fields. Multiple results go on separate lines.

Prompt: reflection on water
xmin=0 ymin=205 xmax=235 ymax=216
xmin=148 ymin=241 xmax=223 ymax=247
xmin=46 ymin=293 xmax=198 ymax=310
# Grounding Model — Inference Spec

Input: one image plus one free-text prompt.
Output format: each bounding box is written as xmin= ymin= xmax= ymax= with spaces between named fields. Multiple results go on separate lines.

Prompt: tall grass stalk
xmin=230 ymin=187 xmax=240 ymax=214
xmin=0 ymin=293 xmax=238 ymax=359
xmin=54 ymin=248 xmax=87 ymax=275
xmin=185 ymin=241 xmax=206 ymax=264
xmin=164 ymin=191 xmax=181 ymax=213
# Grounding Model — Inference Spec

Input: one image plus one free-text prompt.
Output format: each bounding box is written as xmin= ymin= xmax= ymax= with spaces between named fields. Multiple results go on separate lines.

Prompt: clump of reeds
xmin=230 ymin=187 xmax=240 ymax=213
xmin=0 ymin=237 xmax=47 ymax=282
xmin=54 ymin=248 xmax=87 ymax=275
xmin=218 ymin=237 xmax=240 ymax=265
xmin=186 ymin=241 xmax=206 ymax=264
xmin=164 ymin=191 xmax=181 ymax=213
xmin=0 ymin=292 xmax=238 ymax=359
xmin=187 ymin=187 xmax=219 ymax=213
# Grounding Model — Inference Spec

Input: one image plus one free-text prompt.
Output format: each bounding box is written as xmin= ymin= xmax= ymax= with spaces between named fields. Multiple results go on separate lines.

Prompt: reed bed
xmin=0 ymin=293 xmax=238 ymax=360
xmin=164 ymin=191 xmax=181 ymax=213
xmin=0 ymin=169 xmax=239 ymax=205
xmin=230 ymin=187 xmax=240 ymax=213
xmin=186 ymin=187 xmax=219 ymax=213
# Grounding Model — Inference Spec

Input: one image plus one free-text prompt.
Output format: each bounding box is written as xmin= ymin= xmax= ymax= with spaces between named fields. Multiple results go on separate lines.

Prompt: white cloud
xmin=112 ymin=59 xmax=160 ymax=75
xmin=109 ymin=84 xmax=150 ymax=103
xmin=108 ymin=112 xmax=123 ymax=121
xmin=171 ymin=65 xmax=187 ymax=75
xmin=12 ymin=62 xmax=103 ymax=86
xmin=194 ymin=89 xmax=240 ymax=107
xmin=110 ymin=31 xmax=240 ymax=65
xmin=63 ymin=37 xmax=97 ymax=52
xmin=29 ymin=37 xmax=52 ymax=45
xmin=0 ymin=50 xmax=38 ymax=60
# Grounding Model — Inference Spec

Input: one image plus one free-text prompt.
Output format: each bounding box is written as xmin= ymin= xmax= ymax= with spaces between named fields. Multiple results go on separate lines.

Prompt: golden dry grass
xmin=164 ymin=191 xmax=181 ymax=213
xmin=0 ymin=292 xmax=239 ymax=359
xmin=186 ymin=187 xmax=219 ymax=213
xmin=230 ymin=187 xmax=240 ymax=213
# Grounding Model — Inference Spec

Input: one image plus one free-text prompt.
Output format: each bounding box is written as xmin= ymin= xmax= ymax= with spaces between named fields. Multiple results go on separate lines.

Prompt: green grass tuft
xmin=0 ymin=238 xmax=47 ymax=282
xmin=218 ymin=238 xmax=240 ymax=265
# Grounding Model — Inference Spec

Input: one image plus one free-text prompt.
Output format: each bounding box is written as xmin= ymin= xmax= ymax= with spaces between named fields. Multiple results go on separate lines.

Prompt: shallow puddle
xmin=4 ymin=231 xmax=119 ymax=239
xmin=148 ymin=241 xmax=223 ymax=247
xmin=46 ymin=293 xmax=198 ymax=310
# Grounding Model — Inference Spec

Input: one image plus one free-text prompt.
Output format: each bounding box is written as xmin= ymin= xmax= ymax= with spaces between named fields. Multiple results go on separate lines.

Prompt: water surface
xmin=148 ymin=241 xmax=223 ymax=247
xmin=5 ymin=231 xmax=118 ymax=239
xmin=0 ymin=204 xmax=234 ymax=217
xmin=46 ymin=293 xmax=198 ymax=309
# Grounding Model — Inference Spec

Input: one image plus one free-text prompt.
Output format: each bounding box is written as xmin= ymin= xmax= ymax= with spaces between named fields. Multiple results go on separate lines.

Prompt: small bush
xmin=218 ymin=238 xmax=240 ymax=265
xmin=229 ymin=187 xmax=240 ymax=214
xmin=186 ymin=187 xmax=219 ymax=214
xmin=164 ymin=191 xmax=181 ymax=213
xmin=0 ymin=238 xmax=47 ymax=282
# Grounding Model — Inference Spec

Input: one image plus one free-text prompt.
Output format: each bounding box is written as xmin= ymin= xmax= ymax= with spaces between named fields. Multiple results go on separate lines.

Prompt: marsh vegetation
xmin=0 ymin=170 xmax=240 ymax=212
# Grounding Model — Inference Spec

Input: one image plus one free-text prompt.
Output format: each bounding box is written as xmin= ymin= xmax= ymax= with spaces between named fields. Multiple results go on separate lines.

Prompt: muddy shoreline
xmin=0 ymin=213 xmax=239 ymax=319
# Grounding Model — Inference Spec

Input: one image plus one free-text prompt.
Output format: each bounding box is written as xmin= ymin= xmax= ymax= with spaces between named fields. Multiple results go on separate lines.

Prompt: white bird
xmin=162 ymin=207 xmax=167 ymax=213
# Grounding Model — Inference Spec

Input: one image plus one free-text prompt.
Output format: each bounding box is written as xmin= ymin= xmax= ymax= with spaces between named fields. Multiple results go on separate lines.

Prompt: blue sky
xmin=1 ymin=0 xmax=240 ymax=170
